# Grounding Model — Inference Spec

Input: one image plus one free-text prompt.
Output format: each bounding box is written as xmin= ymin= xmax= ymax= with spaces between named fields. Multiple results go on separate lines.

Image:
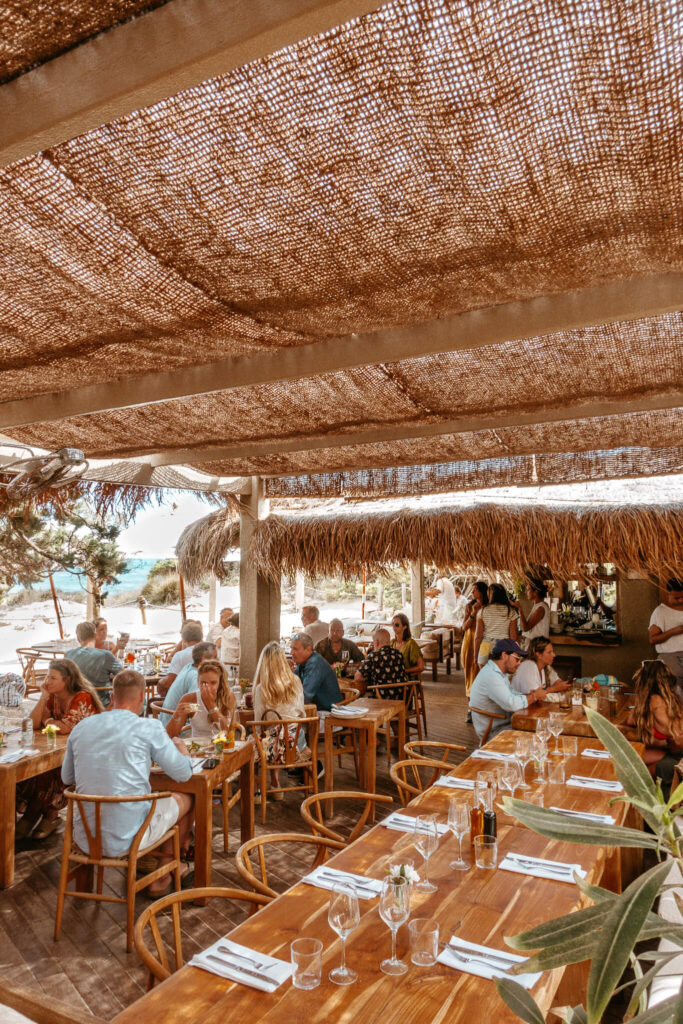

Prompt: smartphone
xmin=201 ymin=757 xmax=220 ymax=770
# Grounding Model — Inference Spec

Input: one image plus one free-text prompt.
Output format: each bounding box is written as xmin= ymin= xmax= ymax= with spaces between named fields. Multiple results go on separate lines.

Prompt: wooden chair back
xmin=403 ymin=740 xmax=466 ymax=764
xmin=149 ymin=699 xmax=166 ymax=719
xmin=336 ymin=687 xmax=360 ymax=704
xmin=366 ymin=679 xmax=426 ymax=739
xmin=235 ymin=833 xmax=343 ymax=900
xmin=15 ymin=648 xmax=51 ymax=692
xmin=247 ymin=714 xmax=320 ymax=822
xmin=389 ymin=758 xmax=449 ymax=806
xmin=301 ymin=790 xmax=393 ymax=845
xmin=469 ymin=706 xmax=507 ymax=745
xmin=134 ymin=887 xmax=269 ymax=988
xmin=0 ymin=975 xmax=106 ymax=1024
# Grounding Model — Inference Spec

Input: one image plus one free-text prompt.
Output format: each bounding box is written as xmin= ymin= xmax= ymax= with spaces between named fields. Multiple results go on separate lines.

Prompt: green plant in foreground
xmin=496 ymin=708 xmax=683 ymax=1024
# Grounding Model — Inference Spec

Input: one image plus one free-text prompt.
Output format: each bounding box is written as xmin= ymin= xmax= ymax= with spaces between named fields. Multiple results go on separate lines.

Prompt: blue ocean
xmin=20 ymin=557 xmax=160 ymax=595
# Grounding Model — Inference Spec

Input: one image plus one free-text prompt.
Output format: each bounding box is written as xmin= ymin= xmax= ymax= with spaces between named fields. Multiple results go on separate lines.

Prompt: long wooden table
xmin=0 ymin=733 xmax=67 ymax=887
xmin=511 ymin=691 xmax=636 ymax=738
xmin=112 ymin=730 xmax=641 ymax=1024
xmin=151 ymin=740 xmax=255 ymax=890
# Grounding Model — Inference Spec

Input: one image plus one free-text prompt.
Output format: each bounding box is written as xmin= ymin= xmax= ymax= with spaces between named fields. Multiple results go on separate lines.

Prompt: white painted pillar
xmin=239 ymin=477 xmax=281 ymax=679
xmin=295 ymin=570 xmax=305 ymax=613
xmin=410 ymin=561 xmax=425 ymax=637
xmin=208 ymin=572 xmax=218 ymax=626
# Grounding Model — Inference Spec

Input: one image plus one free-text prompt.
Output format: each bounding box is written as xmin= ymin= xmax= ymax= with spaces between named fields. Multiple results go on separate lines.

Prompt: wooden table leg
xmin=358 ymin=725 xmax=368 ymax=792
xmin=397 ymin=707 xmax=406 ymax=772
xmin=367 ymin=723 xmax=377 ymax=822
xmin=0 ymin=769 xmax=16 ymax=888
xmin=193 ymin=777 xmax=212 ymax=892
xmin=239 ymin=755 xmax=254 ymax=843
xmin=323 ymin=717 xmax=334 ymax=819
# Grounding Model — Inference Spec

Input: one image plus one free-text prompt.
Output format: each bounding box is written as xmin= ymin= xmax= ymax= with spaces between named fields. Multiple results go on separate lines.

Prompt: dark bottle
xmin=482 ymin=809 xmax=497 ymax=839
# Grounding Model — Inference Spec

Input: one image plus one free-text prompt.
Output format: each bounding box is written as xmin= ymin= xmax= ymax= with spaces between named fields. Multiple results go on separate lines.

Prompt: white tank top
xmin=523 ymin=601 xmax=550 ymax=643
xmin=190 ymin=691 xmax=215 ymax=741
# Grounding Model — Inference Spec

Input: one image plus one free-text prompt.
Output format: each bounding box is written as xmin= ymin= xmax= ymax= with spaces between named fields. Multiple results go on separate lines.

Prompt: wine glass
xmin=328 ymin=884 xmax=360 ymax=986
xmin=448 ymin=800 xmax=469 ymax=870
xmin=536 ymin=717 xmax=552 ymax=747
xmin=531 ymin=733 xmax=548 ymax=780
xmin=341 ymin=649 xmax=350 ymax=663
xmin=414 ymin=815 xmax=439 ymax=893
xmin=548 ymin=712 xmax=564 ymax=755
xmin=499 ymin=760 xmax=522 ymax=803
xmin=514 ymin=735 xmax=533 ymax=790
xmin=378 ymin=876 xmax=410 ymax=975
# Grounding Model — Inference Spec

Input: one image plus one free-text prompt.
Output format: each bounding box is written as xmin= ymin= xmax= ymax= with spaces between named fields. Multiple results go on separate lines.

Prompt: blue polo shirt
xmin=469 ymin=658 xmax=527 ymax=743
xmin=294 ymin=651 xmax=342 ymax=711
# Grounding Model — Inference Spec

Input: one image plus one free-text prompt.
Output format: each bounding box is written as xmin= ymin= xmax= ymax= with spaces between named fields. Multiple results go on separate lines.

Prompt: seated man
xmin=66 ymin=621 xmax=123 ymax=705
xmin=315 ymin=618 xmax=364 ymax=673
xmin=207 ymin=607 xmax=233 ymax=645
xmin=62 ymin=669 xmax=194 ymax=895
xmin=291 ymin=632 xmax=342 ymax=711
xmin=160 ymin=641 xmax=217 ymax=722
xmin=354 ymin=627 xmax=407 ymax=699
xmin=301 ymin=605 xmax=330 ymax=648
xmin=158 ymin=620 xmax=203 ymax=697
xmin=469 ymin=639 xmax=546 ymax=743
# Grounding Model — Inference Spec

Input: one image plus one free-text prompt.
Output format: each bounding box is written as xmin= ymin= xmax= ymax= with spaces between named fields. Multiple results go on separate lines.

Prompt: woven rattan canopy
xmin=1 ymin=0 xmax=682 ymax=500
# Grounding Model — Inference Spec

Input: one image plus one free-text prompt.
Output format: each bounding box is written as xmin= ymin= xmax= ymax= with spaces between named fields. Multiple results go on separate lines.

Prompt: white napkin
xmin=330 ymin=704 xmax=370 ymax=717
xmin=549 ymin=806 xmax=615 ymax=825
xmin=470 ymin=749 xmax=514 ymax=763
xmin=302 ymin=865 xmax=382 ymax=900
xmin=500 ymin=852 xmax=587 ymax=883
xmin=0 ymin=748 xmax=37 ymax=764
xmin=437 ymin=935 xmax=541 ymax=989
xmin=382 ymin=812 xmax=449 ymax=836
xmin=190 ymin=936 xmax=292 ymax=992
xmin=567 ymin=775 xmax=623 ymax=793
xmin=581 ymin=749 xmax=612 ymax=760
xmin=432 ymin=776 xmax=475 ymax=791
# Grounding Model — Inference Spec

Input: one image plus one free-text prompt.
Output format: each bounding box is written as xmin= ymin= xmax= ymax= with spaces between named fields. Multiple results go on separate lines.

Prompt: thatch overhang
xmin=175 ymin=493 xmax=683 ymax=585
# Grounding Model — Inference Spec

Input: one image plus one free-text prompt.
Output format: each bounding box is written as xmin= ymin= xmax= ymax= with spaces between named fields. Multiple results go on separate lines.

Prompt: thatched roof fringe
xmin=175 ymin=502 xmax=241 ymax=584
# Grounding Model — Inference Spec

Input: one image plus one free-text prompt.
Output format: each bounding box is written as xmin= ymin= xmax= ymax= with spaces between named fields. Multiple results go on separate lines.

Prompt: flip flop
xmin=32 ymin=817 xmax=59 ymax=840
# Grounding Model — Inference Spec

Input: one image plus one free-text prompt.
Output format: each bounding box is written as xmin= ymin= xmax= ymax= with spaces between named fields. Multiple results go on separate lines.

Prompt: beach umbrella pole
xmin=48 ymin=572 xmax=64 ymax=639
xmin=178 ymin=571 xmax=187 ymax=621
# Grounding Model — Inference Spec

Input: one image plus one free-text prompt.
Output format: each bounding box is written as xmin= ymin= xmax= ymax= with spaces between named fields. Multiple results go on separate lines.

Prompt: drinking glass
xmin=414 ymin=815 xmax=440 ymax=893
xmin=531 ymin=733 xmax=548 ymax=781
xmin=291 ymin=938 xmax=323 ymax=989
xmin=499 ymin=761 xmax=521 ymax=803
xmin=561 ymin=735 xmax=578 ymax=758
xmin=447 ymin=799 xmax=469 ymax=870
xmin=341 ymin=649 xmax=350 ymax=664
xmin=476 ymin=769 xmax=497 ymax=801
xmin=514 ymin=735 xmax=533 ymax=790
xmin=328 ymin=884 xmax=360 ymax=985
xmin=547 ymin=759 xmax=566 ymax=785
xmin=536 ymin=718 xmax=551 ymax=745
xmin=409 ymin=918 xmax=439 ymax=966
xmin=548 ymin=712 xmax=564 ymax=755
xmin=378 ymin=877 xmax=410 ymax=975
xmin=473 ymin=834 xmax=498 ymax=869
xmin=571 ymin=682 xmax=583 ymax=708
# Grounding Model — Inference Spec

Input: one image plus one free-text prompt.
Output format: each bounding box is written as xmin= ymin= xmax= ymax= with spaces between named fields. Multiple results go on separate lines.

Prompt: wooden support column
xmin=86 ymin=577 xmax=97 ymax=621
xmin=239 ymin=477 xmax=281 ymax=679
xmin=208 ymin=572 xmax=219 ymax=626
xmin=294 ymin=571 xmax=305 ymax=613
xmin=410 ymin=562 xmax=425 ymax=637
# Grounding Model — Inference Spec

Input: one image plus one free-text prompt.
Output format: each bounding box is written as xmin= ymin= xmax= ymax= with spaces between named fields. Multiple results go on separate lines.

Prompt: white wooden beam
xmin=144 ymin=388 xmax=683 ymax=469
xmin=0 ymin=0 xmax=384 ymax=168
xmin=1 ymin=274 xmax=682 ymax=429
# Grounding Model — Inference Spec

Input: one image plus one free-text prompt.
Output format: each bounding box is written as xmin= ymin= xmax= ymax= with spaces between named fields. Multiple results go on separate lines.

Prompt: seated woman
xmin=17 ymin=659 xmax=103 ymax=839
xmin=390 ymin=613 xmax=425 ymax=679
xmin=166 ymin=659 xmax=236 ymax=742
xmin=629 ymin=661 xmax=683 ymax=792
xmin=252 ymin=642 xmax=308 ymax=797
xmin=511 ymin=637 xmax=570 ymax=695
xmin=475 ymin=583 xmax=519 ymax=666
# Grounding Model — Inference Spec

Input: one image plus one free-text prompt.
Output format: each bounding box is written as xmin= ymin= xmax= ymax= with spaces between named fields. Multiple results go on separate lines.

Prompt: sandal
xmin=32 ymin=817 xmax=60 ymax=840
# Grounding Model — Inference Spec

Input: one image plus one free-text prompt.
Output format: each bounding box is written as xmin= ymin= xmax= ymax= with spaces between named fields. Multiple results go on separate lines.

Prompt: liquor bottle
xmin=482 ymin=808 xmax=497 ymax=839
xmin=470 ymin=804 xmax=483 ymax=842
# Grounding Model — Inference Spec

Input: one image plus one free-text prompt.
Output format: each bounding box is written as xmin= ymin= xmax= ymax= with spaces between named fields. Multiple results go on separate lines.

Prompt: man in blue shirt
xmin=62 ymin=669 xmax=194 ymax=895
xmin=469 ymin=639 xmax=546 ymax=744
xmin=291 ymin=633 xmax=342 ymax=711
xmin=160 ymin=640 xmax=217 ymax=723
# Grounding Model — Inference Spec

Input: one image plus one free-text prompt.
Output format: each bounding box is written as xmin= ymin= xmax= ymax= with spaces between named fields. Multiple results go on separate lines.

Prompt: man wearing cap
xmin=468 ymin=639 xmax=546 ymax=744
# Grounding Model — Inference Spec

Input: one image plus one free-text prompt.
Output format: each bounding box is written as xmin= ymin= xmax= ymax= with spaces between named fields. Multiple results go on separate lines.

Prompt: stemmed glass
xmin=448 ymin=800 xmax=469 ymax=870
xmin=378 ymin=876 xmax=410 ymax=975
xmin=536 ymin=717 xmax=552 ymax=746
xmin=514 ymin=735 xmax=533 ymax=790
xmin=414 ymin=815 xmax=439 ymax=893
xmin=328 ymin=884 xmax=360 ymax=985
xmin=499 ymin=761 xmax=522 ymax=804
xmin=531 ymin=733 xmax=548 ymax=780
xmin=548 ymin=712 xmax=564 ymax=755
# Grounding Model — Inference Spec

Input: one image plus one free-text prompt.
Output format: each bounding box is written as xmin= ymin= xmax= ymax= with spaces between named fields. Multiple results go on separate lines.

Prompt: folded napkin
xmin=382 ymin=812 xmax=449 ymax=836
xmin=437 ymin=935 xmax=541 ymax=989
xmin=549 ymin=805 xmax=615 ymax=825
xmin=302 ymin=865 xmax=382 ymax=900
xmin=190 ymin=936 xmax=292 ymax=992
xmin=470 ymin=749 xmax=514 ymax=763
xmin=567 ymin=775 xmax=623 ymax=793
xmin=500 ymin=852 xmax=587 ymax=883
xmin=330 ymin=704 xmax=370 ymax=717
xmin=0 ymin=748 xmax=37 ymax=764
xmin=581 ymin=749 xmax=612 ymax=760
xmin=432 ymin=776 xmax=475 ymax=791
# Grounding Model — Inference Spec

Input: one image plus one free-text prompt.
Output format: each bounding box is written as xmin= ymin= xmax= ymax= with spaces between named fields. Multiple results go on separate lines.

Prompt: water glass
xmin=409 ymin=918 xmax=439 ymax=966
xmin=291 ymin=938 xmax=323 ymax=989
xmin=548 ymin=712 xmax=564 ymax=755
xmin=447 ymin=799 xmax=469 ymax=870
xmin=514 ymin=736 xmax=533 ymax=789
xmin=414 ymin=815 xmax=439 ymax=893
xmin=21 ymin=717 xmax=34 ymax=748
xmin=379 ymin=876 xmax=410 ymax=975
xmin=526 ymin=783 xmax=545 ymax=807
xmin=562 ymin=736 xmax=578 ymax=757
xmin=547 ymin=759 xmax=566 ymax=785
xmin=473 ymin=834 xmax=498 ymax=869
xmin=328 ymin=884 xmax=360 ymax=985
xmin=536 ymin=718 xmax=551 ymax=745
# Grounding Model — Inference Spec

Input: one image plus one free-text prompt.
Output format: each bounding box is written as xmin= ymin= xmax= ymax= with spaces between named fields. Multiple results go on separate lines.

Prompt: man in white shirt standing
xmin=649 ymin=579 xmax=683 ymax=683
xmin=301 ymin=605 xmax=329 ymax=648
xmin=207 ymin=607 xmax=233 ymax=645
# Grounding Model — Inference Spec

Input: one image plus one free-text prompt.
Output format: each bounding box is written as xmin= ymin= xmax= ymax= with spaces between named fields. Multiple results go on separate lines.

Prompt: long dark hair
xmin=49 ymin=659 xmax=104 ymax=713
xmin=472 ymin=581 xmax=489 ymax=606
xmin=488 ymin=583 xmax=511 ymax=609
xmin=392 ymin=612 xmax=412 ymax=641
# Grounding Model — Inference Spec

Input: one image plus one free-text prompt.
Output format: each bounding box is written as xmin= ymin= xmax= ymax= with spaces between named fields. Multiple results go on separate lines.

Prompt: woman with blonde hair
xmin=253 ymin=642 xmax=305 ymax=721
xmin=629 ymin=660 xmax=683 ymax=792
xmin=167 ymin=658 xmax=236 ymax=741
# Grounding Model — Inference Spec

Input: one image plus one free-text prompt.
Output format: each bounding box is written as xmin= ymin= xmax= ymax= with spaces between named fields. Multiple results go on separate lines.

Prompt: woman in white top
xmin=167 ymin=659 xmax=236 ymax=741
xmin=475 ymin=583 xmax=519 ymax=665
xmin=512 ymin=579 xmax=550 ymax=647
xmin=511 ymin=637 xmax=569 ymax=694
xmin=220 ymin=612 xmax=241 ymax=666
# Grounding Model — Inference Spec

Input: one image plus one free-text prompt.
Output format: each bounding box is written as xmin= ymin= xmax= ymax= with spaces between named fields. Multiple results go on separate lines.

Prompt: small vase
xmin=585 ymin=695 xmax=599 ymax=712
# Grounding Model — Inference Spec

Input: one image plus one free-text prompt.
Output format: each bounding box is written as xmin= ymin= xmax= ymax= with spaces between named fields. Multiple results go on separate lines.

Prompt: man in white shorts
xmin=649 ymin=579 xmax=683 ymax=684
xmin=62 ymin=669 xmax=195 ymax=895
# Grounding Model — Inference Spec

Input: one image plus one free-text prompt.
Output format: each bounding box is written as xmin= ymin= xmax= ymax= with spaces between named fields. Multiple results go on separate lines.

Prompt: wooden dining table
xmin=112 ymin=730 xmax=642 ymax=1024
xmin=511 ymin=690 xmax=636 ymax=738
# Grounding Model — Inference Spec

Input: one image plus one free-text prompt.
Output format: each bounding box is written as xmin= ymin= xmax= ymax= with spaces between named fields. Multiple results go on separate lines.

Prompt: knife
xmin=550 ymin=807 xmax=612 ymax=823
xmin=318 ymin=870 xmax=378 ymax=891
xmin=447 ymin=943 xmax=519 ymax=968
xmin=507 ymin=854 xmax=574 ymax=875
xmin=207 ymin=952 xmax=277 ymax=985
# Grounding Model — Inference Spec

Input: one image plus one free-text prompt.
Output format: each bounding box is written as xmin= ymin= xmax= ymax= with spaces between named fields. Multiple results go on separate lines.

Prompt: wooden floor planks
xmin=0 ymin=668 xmax=473 ymax=1019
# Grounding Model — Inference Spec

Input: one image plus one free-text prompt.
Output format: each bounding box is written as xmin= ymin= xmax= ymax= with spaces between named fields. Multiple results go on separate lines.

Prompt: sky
xmin=117 ymin=493 xmax=211 ymax=557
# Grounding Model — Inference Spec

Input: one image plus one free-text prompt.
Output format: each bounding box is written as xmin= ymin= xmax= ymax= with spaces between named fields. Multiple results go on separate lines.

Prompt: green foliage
xmin=496 ymin=711 xmax=683 ymax=1024
xmin=145 ymin=558 xmax=177 ymax=581
xmin=141 ymin=561 xmax=180 ymax=605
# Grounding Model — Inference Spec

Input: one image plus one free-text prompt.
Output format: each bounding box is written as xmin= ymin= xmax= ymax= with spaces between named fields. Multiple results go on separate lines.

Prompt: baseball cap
xmin=491 ymin=639 xmax=526 ymax=659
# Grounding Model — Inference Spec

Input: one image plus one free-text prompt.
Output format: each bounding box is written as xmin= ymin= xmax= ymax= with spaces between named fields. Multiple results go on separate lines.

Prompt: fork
xmin=444 ymin=945 xmax=514 ymax=972
xmin=217 ymin=945 xmax=277 ymax=971
xmin=510 ymin=856 xmax=574 ymax=876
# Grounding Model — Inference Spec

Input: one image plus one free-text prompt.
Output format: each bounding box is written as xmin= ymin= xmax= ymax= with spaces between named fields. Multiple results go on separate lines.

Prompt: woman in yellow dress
xmin=462 ymin=582 xmax=489 ymax=709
